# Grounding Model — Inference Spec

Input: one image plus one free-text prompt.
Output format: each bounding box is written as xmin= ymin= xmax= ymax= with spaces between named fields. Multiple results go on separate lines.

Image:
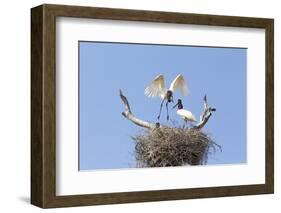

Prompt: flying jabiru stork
xmin=144 ymin=74 xmax=189 ymax=120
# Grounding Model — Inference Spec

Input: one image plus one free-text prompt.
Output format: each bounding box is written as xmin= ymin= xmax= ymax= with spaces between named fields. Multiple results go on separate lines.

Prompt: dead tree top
xmin=119 ymin=89 xmax=215 ymax=130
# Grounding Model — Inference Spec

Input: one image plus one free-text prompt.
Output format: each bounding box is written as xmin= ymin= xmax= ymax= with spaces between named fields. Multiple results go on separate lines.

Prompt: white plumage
xmin=173 ymin=99 xmax=197 ymax=123
xmin=144 ymin=74 xmax=189 ymax=99
xmin=144 ymin=74 xmax=189 ymax=120
xmin=144 ymin=74 xmax=166 ymax=99
xmin=177 ymin=109 xmax=197 ymax=122
xmin=169 ymin=74 xmax=189 ymax=96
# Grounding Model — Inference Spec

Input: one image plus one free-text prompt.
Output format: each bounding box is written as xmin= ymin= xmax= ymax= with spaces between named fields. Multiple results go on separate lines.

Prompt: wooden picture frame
xmin=31 ymin=4 xmax=274 ymax=208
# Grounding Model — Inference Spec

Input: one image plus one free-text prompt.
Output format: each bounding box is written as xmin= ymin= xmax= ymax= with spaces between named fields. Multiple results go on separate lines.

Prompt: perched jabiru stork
xmin=172 ymin=99 xmax=197 ymax=124
xmin=144 ymin=74 xmax=189 ymax=120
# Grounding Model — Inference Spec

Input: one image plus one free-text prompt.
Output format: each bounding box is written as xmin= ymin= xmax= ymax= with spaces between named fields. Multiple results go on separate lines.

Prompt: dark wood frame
xmin=31 ymin=4 xmax=274 ymax=208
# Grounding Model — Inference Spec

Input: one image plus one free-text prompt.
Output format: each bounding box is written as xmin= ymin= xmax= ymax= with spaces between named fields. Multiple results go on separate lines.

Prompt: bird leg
xmin=166 ymin=101 xmax=169 ymax=120
xmin=157 ymin=99 xmax=165 ymax=120
xmin=182 ymin=120 xmax=188 ymax=129
xmin=190 ymin=122 xmax=196 ymax=128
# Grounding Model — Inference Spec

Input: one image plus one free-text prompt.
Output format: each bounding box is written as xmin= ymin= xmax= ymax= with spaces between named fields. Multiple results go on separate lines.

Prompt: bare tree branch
xmin=119 ymin=90 xmax=215 ymax=131
xmin=192 ymin=95 xmax=216 ymax=130
xmin=119 ymin=90 xmax=158 ymax=129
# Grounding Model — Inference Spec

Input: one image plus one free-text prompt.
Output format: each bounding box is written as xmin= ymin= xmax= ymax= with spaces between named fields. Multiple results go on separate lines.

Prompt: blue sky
xmin=79 ymin=41 xmax=247 ymax=170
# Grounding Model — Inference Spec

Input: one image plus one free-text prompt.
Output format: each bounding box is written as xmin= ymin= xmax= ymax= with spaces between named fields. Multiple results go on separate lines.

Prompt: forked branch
xmin=192 ymin=95 xmax=216 ymax=130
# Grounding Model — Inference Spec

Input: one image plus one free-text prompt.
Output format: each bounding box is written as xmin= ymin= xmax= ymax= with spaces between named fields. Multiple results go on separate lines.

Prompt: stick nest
xmin=133 ymin=126 xmax=221 ymax=167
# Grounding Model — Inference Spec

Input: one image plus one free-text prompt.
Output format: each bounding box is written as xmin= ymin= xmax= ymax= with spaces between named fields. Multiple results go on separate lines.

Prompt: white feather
xmin=144 ymin=74 xmax=166 ymax=99
xmin=169 ymin=74 xmax=189 ymax=96
xmin=177 ymin=109 xmax=197 ymax=122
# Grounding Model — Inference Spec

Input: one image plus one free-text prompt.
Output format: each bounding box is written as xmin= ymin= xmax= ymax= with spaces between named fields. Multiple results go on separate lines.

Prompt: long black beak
xmin=172 ymin=103 xmax=178 ymax=109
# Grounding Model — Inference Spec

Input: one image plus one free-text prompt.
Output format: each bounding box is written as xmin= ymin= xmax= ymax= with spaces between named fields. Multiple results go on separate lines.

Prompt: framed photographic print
xmin=31 ymin=4 xmax=274 ymax=208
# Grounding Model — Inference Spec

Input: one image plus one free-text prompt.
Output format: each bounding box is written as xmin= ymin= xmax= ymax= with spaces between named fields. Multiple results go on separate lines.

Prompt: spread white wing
xmin=144 ymin=74 xmax=166 ymax=99
xmin=169 ymin=74 xmax=189 ymax=96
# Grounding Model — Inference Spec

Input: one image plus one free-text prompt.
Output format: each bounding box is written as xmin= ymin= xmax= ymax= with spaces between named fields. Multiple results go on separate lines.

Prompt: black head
xmin=177 ymin=99 xmax=182 ymax=104
xmin=167 ymin=90 xmax=173 ymax=102
xmin=172 ymin=99 xmax=183 ymax=109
